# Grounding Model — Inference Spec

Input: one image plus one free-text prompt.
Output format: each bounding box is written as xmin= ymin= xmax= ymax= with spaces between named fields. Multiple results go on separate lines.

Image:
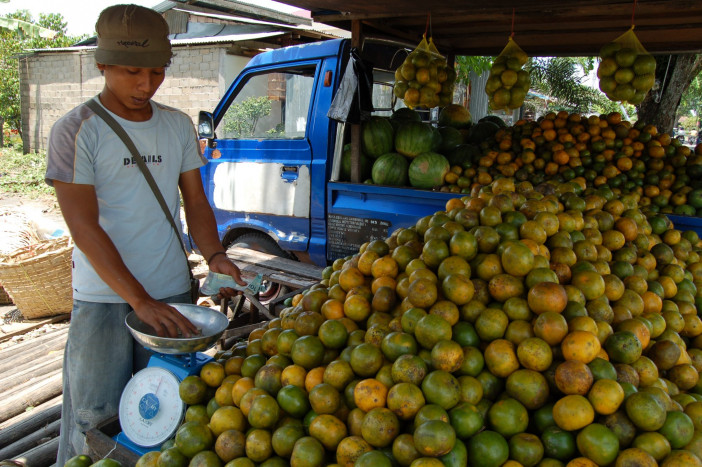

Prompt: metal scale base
xmin=114 ymin=351 xmax=213 ymax=456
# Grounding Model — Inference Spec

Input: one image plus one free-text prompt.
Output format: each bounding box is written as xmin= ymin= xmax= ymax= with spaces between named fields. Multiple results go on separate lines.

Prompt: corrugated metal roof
xmin=171 ymin=31 xmax=284 ymax=45
xmin=22 ymin=31 xmax=288 ymax=53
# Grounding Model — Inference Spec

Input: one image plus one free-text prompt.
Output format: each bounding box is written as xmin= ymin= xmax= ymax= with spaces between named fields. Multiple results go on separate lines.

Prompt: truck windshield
xmin=218 ymin=66 xmax=316 ymax=140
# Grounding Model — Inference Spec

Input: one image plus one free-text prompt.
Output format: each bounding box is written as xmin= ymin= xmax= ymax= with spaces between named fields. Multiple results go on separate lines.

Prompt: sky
xmin=0 ymin=0 xmax=303 ymax=37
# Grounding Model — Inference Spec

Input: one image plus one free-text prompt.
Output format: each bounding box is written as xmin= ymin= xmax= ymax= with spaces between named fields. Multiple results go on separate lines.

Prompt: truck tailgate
xmin=326 ymin=182 xmax=463 ymax=260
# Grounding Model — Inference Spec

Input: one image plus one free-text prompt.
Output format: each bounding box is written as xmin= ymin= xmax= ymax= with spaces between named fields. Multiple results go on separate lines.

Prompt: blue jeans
xmin=56 ymin=291 xmax=191 ymax=465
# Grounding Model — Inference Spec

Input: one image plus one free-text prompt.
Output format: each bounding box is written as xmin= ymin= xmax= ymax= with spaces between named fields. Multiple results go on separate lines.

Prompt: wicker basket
xmin=0 ymin=208 xmax=42 ymax=306
xmin=0 ymin=236 xmax=73 ymax=319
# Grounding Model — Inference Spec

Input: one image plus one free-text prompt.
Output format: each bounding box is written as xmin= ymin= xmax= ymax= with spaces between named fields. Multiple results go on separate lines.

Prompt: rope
xmin=631 ymin=0 xmax=638 ymax=27
xmin=511 ymin=8 xmax=516 ymax=37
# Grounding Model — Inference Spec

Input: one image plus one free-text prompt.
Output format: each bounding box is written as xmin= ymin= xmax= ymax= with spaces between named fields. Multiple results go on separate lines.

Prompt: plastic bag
xmin=393 ymin=35 xmax=456 ymax=109
xmin=485 ymin=37 xmax=530 ymax=112
xmin=597 ymin=26 xmax=656 ymax=105
xmin=328 ymin=47 xmax=374 ymax=123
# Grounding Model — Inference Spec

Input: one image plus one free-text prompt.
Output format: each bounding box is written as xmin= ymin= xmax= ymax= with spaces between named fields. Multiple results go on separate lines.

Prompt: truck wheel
xmin=227 ymin=232 xmax=293 ymax=304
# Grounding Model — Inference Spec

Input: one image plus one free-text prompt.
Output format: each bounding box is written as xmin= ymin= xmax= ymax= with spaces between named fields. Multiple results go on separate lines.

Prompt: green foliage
xmin=678 ymin=69 xmax=702 ymax=120
xmin=0 ymin=147 xmax=52 ymax=197
xmin=221 ymin=96 xmax=272 ymax=138
xmin=0 ymin=10 xmax=86 ymax=142
xmin=454 ymin=55 xmax=493 ymax=85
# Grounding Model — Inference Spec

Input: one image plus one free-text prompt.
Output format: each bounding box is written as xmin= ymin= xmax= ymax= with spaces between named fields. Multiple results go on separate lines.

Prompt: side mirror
xmin=198 ymin=111 xmax=214 ymax=139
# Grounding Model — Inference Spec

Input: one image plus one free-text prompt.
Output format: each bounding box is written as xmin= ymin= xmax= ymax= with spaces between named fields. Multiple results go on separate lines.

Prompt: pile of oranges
xmin=440 ymin=111 xmax=702 ymax=219
xmin=133 ymin=178 xmax=702 ymax=467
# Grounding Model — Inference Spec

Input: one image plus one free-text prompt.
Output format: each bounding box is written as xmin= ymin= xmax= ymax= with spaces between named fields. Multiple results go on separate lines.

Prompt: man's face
xmin=97 ymin=63 xmax=166 ymax=112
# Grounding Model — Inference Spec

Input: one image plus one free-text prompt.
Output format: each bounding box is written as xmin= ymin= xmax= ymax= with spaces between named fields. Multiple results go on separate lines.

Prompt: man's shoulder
xmin=51 ymin=101 xmax=98 ymax=135
xmin=153 ymin=101 xmax=192 ymax=123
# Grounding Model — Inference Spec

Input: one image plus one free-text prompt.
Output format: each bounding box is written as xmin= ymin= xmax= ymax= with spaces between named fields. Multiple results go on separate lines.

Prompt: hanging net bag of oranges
xmin=485 ymin=37 xmax=530 ymax=112
xmin=393 ymin=33 xmax=457 ymax=110
xmin=597 ymin=25 xmax=656 ymax=106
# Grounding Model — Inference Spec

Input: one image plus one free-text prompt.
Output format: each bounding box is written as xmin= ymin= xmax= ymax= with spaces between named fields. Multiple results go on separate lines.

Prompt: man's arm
xmin=53 ymin=180 xmax=198 ymax=337
xmin=178 ymin=169 xmax=245 ymax=287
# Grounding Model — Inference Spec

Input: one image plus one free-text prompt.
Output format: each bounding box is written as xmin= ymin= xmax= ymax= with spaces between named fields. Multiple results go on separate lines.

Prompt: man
xmin=45 ymin=5 xmax=244 ymax=463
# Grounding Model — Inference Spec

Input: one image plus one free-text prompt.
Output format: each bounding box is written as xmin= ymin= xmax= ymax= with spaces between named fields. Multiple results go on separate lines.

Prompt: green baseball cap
xmin=95 ymin=4 xmax=172 ymax=68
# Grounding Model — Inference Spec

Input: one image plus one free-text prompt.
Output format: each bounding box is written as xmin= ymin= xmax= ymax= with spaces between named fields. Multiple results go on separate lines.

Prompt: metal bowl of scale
xmin=125 ymin=304 xmax=229 ymax=354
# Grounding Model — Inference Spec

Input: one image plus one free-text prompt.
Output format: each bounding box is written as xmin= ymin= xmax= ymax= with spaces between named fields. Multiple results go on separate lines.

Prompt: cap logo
xmin=116 ymin=39 xmax=150 ymax=48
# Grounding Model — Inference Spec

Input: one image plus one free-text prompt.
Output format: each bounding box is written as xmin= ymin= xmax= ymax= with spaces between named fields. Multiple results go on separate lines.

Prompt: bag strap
xmin=84 ymin=98 xmax=194 ymax=278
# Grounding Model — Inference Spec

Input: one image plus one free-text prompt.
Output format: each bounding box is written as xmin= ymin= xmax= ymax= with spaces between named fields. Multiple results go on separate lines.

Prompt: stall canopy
xmin=270 ymin=0 xmax=702 ymax=56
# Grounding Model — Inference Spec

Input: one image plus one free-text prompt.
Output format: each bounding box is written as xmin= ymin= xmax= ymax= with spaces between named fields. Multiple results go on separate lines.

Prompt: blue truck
xmin=195 ymin=38 xmax=461 ymax=276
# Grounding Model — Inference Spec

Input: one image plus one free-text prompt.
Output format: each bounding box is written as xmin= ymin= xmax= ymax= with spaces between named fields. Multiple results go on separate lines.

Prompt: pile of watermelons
xmin=342 ymin=107 xmax=702 ymax=219
xmin=116 ymin=177 xmax=702 ymax=467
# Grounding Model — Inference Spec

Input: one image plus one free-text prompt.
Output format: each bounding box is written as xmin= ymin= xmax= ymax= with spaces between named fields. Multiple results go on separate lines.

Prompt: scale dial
xmin=119 ymin=366 xmax=185 ymax=447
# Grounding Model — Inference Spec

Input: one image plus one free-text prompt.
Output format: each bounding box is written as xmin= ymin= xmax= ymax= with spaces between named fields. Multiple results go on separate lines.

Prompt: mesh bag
xmin=485 ymin=37 xmax=530 ymax=112
xmin=393 ymin=34 xmax=456 ymax=109
xmin=597 ymin=26 xmax=656 ymax=105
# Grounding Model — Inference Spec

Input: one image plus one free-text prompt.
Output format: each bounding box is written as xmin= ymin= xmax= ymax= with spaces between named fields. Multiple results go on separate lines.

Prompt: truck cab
xmin=197 ymin=37 xmax=461 ymax=278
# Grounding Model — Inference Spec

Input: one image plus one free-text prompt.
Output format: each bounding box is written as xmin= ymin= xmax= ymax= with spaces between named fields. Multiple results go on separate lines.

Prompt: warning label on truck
xmin=327 ymin=214 xmax=391 ymax=260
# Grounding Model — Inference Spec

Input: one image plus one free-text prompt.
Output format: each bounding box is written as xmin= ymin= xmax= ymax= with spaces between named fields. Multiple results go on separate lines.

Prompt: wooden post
xmin=0 ymin=401 xmax=61 ymax=446
xmin=350 ymin=19 xmax=363 ymax=183
xmin=0 ymin=419 xmax=60 ymax=460
xmin=10 ymin=437 xmax=59 ymax=467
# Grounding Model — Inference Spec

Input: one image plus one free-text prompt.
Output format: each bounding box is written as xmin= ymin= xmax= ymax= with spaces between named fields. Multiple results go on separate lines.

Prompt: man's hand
xmin=208 ymin=253 xmax=247 ymax=299
xmin=132 ymin=299 xmax=200 ymax=338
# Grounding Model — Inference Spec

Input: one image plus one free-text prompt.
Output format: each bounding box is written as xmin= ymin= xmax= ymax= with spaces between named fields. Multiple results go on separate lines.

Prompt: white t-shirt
xmin=45 ymin=97 xmax=207 ymax=302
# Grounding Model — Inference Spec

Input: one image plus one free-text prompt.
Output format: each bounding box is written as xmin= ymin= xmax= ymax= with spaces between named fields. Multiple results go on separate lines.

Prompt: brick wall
xmin=19 ymin=44 xmax=243 ymax=152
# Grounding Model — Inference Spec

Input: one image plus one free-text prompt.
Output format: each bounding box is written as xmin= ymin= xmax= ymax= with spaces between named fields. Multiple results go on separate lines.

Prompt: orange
xmin=336 ymin=436 xmax=373 ymax=467
xmin=387 ymin=382 xmax=426 ymax=420
xmin=527 ymin=282 xmax=568 ymax=314
xmin=339 ymin=267 xmax=366 ymax=292
xmin=353 ymin=378 xmax=388 ymax=412
xmin=576 ymin=423 xmax=620 ymax=466
xmin=280 ymin=364 xmax=306 ymax=389
xmin=517 ymin=337 xmax=553 ymax=371
xmin=552 ymin=395 xmax=595 ymax=431
xmin=625 ymin=391 xmax=667 ymax=431
xmin=555 ymin=360 xmax=594 ymax=395
xmin=587 ymin=379 xmax=625 ymax=415
xmin=200 ymin=361 xmax=225 ymax=387
xmin=533 ymin=311 xmax=569 ymax=346
xmin=321 ymin=299 xmax=345 ymax=320
xmin=505 ymin=369 xmax=550 ymax=410
xmin=308 ymin=414 xmax=348 ymax=451
xmin=484 ymin=339 xmax=520 ymax=378
xmin=308 ymin=382 xmax=341 ymax=415
xmin=614 ymin=448 xmax=658 ymax=467
xmin=361 ymin=407 xmax=401 ymax=448
xmin=304 ymin=366 xmax=326 ymax=392
xmin=561 ymin=331 xmax=601 ymax=363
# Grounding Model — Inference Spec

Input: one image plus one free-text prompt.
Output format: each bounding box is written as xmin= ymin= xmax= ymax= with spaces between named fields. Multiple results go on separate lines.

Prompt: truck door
xmin=202 ymin=64 xmax=318 ymax=252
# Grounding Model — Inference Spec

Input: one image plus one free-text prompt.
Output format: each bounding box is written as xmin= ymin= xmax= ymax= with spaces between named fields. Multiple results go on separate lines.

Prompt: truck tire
xmin=227 ymin=232 xmax=293 ymax=304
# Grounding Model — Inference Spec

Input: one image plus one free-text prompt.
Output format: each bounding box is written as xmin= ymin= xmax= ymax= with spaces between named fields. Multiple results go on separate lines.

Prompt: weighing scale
xmin=115 ymin=275 xmax=266 ymax=455
xmin=115 ymin=304 xmax=228 ymax=455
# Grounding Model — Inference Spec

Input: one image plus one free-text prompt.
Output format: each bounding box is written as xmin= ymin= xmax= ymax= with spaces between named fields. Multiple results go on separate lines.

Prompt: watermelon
xmin=479 ymin=115 xmax=507 ymax=128
xmin=361 ymin=116 xmax=394 ymax=158
xmin=438 ymin=104 xmax=472 ymax=129
xmin=394 ymin=121 xmax=435 ymax=158
xmin=408 ymin=152 xmax=450 ymax=189
xmin=431 ymin=126 xmax=443 ymax=152
xmin=446 ymin=144 xmax=481 ymax=169
xmin=340 ymin=144 xmax=372 ymax=181
xmin=438 ymin=126 xmax=464 ymax=153
xmin=390 ymin=107 xmax=422 ymax=124
xmin=466 ymin=121 xmax=500 ymax=144
xmin=371 ymin=153 xmax=409 ymax=186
